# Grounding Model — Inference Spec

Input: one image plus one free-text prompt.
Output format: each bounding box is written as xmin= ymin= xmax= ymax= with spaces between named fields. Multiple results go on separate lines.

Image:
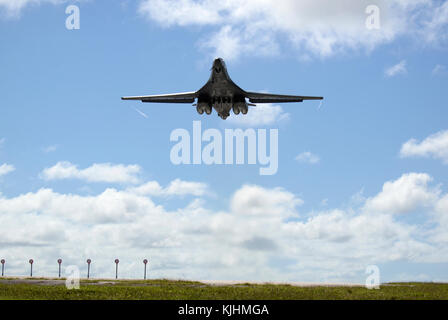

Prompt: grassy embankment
xmin=1 ymin=279 xmax=447 ymax=300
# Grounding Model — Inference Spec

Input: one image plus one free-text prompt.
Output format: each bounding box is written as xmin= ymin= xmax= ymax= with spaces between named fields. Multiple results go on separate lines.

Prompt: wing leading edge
xmin=121 ymin=91 xmax=197 ymax=103
xmin=245 ymin=92 xmax=323 ymax=103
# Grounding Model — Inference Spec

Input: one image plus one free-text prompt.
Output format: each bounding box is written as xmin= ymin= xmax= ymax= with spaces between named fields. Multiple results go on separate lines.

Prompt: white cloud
xmin=0 ymin=0 xmax=70 ymax=18
xmin=363 ymin=173 xmax=440 ymax=214
xmin=433 ymin=195 xmax=448 ymax=242
xmin=4 ymin=1 xmax=447 ymax=60
xmin=421 ymin=1 xmax=448 ymax=43
xmin=385 ymin=60 xmax=407 ymax=77
xmin=295 ymin=151 xmax=320 ymax=164
xmin=42 ymin=145 xmax=58 ymax=153
xmin=400 ymin=130 xmax=448 ymax=164
xmin=138 ymin=0 xmax=222 ymax=27
xmin=0 ymin=163 xmax=15 ymax=176
xmin=130 ymin=179 xmax=208 ymax=197
xmin=200 ymin=25 xmax=280 ymax=61
xmin=432 ymin=64 xmax=446 ymax=75
xmin=164 ymin=179 xmax=208 ymax=196
xmin=41 ymin=161 xmax=142 ymax=184
xmin=230 ymin=184 xmax=303 ymax=218
xmin=0 ymin=0 xmax=33 ymax=16
xmin=138 ymin=0 xmax=448 ymax=60
xmin=1 ymin=173 xmax=448 ymax=281
xmin=227 ymin=103 xmax=289 ymax=126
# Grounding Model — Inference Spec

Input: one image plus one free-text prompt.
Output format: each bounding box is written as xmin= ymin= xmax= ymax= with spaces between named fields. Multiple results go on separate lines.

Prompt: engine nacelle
xmin=234 ymin=101 xmax=248 ymax=115
xmin=197 ymin=102 xmax=212 ymax=115
xmin=196 ymin=105 xmax=204 ymax=115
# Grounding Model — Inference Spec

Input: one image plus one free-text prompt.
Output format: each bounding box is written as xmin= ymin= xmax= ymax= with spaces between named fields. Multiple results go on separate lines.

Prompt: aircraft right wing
xmin=121 ymin=91 xmax=197 ymax=103
xmin=245 ymin=92 xmax=323 ymax=103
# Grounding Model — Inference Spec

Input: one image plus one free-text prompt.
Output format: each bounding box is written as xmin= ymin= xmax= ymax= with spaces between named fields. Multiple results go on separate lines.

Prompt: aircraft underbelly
xmin=213 ymin=102 xmax=231 ymax=112
xmin=211 ymin=85 xmax=233 ymax=97
xmin=208 ymin=80 xmax=242 ymax=119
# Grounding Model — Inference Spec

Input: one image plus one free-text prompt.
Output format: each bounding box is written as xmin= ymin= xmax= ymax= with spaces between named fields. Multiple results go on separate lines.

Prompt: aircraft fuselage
xmin=196 ymin=58 xmax=247 ymax=119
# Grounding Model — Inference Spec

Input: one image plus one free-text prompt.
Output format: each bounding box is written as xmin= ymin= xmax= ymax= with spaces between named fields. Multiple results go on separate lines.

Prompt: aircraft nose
xmin=212 ymin=58 xmax=224 ymax=71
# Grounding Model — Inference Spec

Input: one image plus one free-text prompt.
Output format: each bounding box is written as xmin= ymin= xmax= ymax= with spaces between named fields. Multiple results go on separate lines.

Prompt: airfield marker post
xmin=143 ymin=259 xmax=148 ymax=280
xmin=1 ymin=259 xmax=5 ymax=276
xmin=115 ymin=259 xmax=119 ymax=279
xmin=87 ymin=259 xmax=91 ymax=279
xmin=29 ymin=259 xmax=33 ymax=277
xmin=57 ymin=259 xmax=62 ymax=278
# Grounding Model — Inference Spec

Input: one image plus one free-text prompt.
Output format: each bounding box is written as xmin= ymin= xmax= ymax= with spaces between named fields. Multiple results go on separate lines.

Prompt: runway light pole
xmin=143 ymin=259 xmax=148 ymax=280
xmin=29 ymin=259 xmax=34 ymax=277
xmin=1 ymin=259 xmax=5 ymax=277
xmin=87 ymin=259 xmax=91 ymax=279
xmin=57 ymin=259 xmax=62 ymax=278
xmin=115 ymin=259 xmax=119 ymax=279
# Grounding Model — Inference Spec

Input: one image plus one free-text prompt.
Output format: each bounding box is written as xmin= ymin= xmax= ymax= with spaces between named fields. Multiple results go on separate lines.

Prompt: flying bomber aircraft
xmin=122 ymin=58 xmax=323 ymax=120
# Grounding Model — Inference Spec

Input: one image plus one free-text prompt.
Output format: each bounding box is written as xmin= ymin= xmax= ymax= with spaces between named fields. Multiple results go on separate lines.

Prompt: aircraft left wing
xmin=121 ymin=91 xmax=197 ymax=103
xmin=245 ymin=92 xmax=323 ymax=103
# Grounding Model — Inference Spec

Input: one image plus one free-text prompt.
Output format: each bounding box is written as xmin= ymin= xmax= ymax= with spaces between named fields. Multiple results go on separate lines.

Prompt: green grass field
xmin=1 ymin=279 xmax=448 ymax=300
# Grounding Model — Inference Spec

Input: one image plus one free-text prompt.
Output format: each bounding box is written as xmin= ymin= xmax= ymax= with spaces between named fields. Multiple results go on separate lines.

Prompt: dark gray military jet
xmin=122 ymin=58 xmax=323 ymax=120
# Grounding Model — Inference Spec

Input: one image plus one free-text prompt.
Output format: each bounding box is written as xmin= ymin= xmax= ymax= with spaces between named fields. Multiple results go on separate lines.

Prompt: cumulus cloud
xmin=4 ymin=1 xmax=447 ymax=60
xmin=0 ymin=0 xmax=33 ymax=16
xmin=385 ymin=60 xmax=407 ymax=77
xmin=363 ymin=173 xmax=440 ymax=214
xmin=227 ymin=104 xmax=289 ymax=126
xmin=433 ymin=195 xmax=448 ymax=242
xmin=200 ymin=25 xmax=280 ymax=61
xmin=41 ymin=161 xmax=142 ymax=184
xmin=0 ymin=0 xmax=70 ymax=17
xmin=230 ymin=184 xmax=302 ymax=218
xmin=295 ymin=151 xmax=320 ymax=164
xmin=0 ymin=187 xmax=163 ymax=224
xmin=130 ymin=179 xmax=208 ymax=197
xmin=138 ymin=0 xmax=448 ymax=60
xmin=1 ymin=173 xmax=448 ymax=281
xmin=421 ymin=1 xmax=448 ymax=43
xmin=400 ymin=130 xmax=448 ymax=164
xmin=0 ymin=163 xmax=15 ymax=176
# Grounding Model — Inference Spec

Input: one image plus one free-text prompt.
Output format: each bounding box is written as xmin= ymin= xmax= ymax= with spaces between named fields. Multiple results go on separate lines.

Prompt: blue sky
xmin=0 ymin=0 xmax=448 ymax=283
